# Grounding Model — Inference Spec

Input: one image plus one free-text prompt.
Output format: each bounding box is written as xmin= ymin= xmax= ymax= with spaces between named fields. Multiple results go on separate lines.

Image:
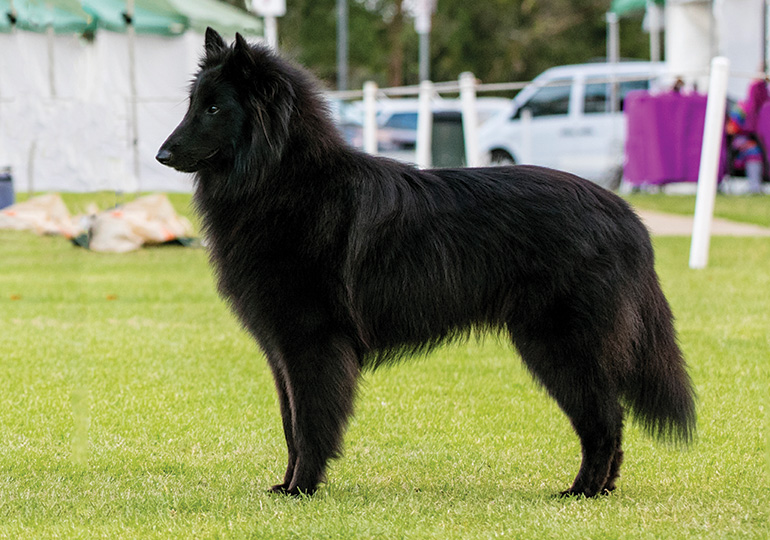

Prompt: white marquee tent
xmin=0 ymin=0 xmax=263 ymax=193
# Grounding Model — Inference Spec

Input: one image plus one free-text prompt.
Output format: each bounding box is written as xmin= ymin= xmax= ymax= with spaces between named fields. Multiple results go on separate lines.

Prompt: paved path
xmin=636 ymin=209 xmax=770 ymax=237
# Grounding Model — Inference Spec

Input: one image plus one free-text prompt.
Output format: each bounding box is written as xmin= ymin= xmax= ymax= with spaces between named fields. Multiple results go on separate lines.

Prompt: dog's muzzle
xmin=155 ymin=149 xmax=173 ymax=166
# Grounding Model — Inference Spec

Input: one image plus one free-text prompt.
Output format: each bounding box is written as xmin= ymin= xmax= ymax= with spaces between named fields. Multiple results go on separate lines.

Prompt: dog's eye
xmin=206 ymin=105 xmax=220 ymax=115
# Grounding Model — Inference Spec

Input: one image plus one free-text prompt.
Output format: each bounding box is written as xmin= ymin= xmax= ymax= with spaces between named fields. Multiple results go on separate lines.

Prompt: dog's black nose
xmin=156 ymin=148 xmax=173 ymax=165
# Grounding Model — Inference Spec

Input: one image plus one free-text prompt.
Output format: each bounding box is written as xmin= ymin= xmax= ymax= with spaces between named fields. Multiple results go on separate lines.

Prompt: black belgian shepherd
xmin=157 ymin=28 xmax=696 ymax=497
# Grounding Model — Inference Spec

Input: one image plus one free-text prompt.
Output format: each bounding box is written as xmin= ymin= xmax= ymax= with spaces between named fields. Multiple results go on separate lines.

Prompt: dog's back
xmin=344 ymin=164 xmax=641 ymax=340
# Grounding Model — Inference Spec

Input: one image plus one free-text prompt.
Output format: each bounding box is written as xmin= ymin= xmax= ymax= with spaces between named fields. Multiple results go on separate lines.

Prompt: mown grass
xmin=0 ymin=193 xmax=767 ymax=538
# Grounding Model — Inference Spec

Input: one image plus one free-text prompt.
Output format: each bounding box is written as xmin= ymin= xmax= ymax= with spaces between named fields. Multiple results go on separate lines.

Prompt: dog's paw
xmin=267 ymin=483 xmax=316 ymax=497
xmin=558 ymin=487 xmax=606 ymax=498
xmin=267 ymin=483 xmax=290 ymax=495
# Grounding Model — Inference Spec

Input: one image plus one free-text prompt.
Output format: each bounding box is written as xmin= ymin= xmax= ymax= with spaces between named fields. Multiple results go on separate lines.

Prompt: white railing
xmin=327 ymin=72 xmax=675 ymax=170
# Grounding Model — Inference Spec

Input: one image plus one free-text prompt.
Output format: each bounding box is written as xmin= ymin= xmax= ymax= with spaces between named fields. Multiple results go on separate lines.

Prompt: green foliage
xmin=0 ymin=194 xmax=767 ymax=538
xmin=281 ymin=0 xmax=393 ymax=88
xmin=432 ymin=0 xmax=608 ymax=83
xmin=279 ymin=0 xmax=652 ymax=89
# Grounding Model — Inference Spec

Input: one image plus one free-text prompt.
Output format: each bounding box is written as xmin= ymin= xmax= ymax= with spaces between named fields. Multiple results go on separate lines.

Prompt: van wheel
xmin=490 ymin=150 xmax=516 ymax=166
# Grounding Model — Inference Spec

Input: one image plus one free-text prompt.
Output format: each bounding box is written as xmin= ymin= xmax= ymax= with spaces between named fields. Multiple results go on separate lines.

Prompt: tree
xmin=385 ymin=0 xmax=405 ymax=87
xmin=430 ymin=0 xmax=649 ymax=84
xmin=280 ymin=0 xmax=391 ymax=89
xmin=255 ymin=0 xmax=652 ymax=89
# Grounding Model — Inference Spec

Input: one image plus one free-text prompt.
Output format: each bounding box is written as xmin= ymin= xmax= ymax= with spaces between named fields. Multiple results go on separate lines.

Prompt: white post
xmin=520 ymin=108 xmax=532 ymax=164
xmin=251 ymin=0 xmax=286 ymax=53
xmin=647 ymin=0 xmax=663 ymax=63
xmin=606 ymin=12 xmax=620 ymax=113
xmin=415 ymin=0 xmax=435 ymax=82
xmin=337 ymin=0 xmax=348 ymax=90
xmin=46 ymin=25 xmax=56 ymax=98
xmin=606 ymin=12 xmax=620 ymax=65
xmin=689 ymin=56 xmax=730 ymax=269
xmin=264 ymin=16 xmax=278 ymax=48
xmin=459 ymin=72 xmax=480 ymax=167
xmin=416 ymin=80 xmax=433 ymax=169
xmin=363 ymin=81 xmax=378 ymax=155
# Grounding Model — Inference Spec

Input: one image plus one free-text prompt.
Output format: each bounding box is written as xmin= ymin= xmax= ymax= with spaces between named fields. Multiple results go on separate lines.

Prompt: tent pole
xmin=47 ymin=26 xmax=56 ymax=96
xmin=336 ymin=0 xmax=348 ymax=91
xmin=126 ymin=0 xmax=140 ymax=195
xmin=264 ymin=16 xmax=278 ymax=48
xmin=606 ymin=12 xmax=620 ymax=113
xmin=647 ymin=0 xmax=662 ymax=63
xmin=763 ymin=0 xmax=768 ymax=73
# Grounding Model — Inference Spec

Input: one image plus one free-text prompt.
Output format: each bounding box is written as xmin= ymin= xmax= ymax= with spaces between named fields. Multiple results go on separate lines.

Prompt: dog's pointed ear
xmin=205 ymin=27 xmax=226 ymax=57
xmin=232 ymin=32 xmax=257 ymax=72
xmin=233 ymin=33 xmax=251 ymax=59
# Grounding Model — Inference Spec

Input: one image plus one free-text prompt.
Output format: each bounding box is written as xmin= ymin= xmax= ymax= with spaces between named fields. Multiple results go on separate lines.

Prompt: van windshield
xmin=516 ymin=80 xmax=571 ymax=118
xmin=584 ymin=78 xmax=650 ymax=114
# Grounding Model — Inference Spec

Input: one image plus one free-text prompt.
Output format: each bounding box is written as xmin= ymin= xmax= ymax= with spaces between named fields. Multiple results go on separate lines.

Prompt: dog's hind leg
xmin=602 ymin=433 xmax=624 ymax=493
xmin=513 ymin=334 xmax=624 ymax=497
xmin=560 ymin=403 xmax=624 ymax=497
xmin=274 ymin=335 xmax=361 ymax=496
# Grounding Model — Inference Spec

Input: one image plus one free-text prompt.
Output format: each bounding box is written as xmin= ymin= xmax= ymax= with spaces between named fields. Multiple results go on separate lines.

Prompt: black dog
xmin=157 ymin=28 xmax=695 ymax=497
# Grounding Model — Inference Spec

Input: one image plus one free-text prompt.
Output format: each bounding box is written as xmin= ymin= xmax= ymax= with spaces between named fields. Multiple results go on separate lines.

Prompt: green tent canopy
xmin=1 ymin=1 xmax=10 ymax=32
xmin=165 ymin=0 xmax=262 ymax=36
xmin=1 ymin=0 xmax=93 ymax=33
xmin=611 ymin=0 xmax=664 ymax=16
xmin=82 ymin=0 xmax=186 ymax=35
xmin=2 ymin=0 xmax=262 ymax=36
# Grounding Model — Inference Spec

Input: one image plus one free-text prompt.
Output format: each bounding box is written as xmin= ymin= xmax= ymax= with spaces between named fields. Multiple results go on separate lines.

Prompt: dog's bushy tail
xmin=624 ymin=285 xmax=697 ymax=444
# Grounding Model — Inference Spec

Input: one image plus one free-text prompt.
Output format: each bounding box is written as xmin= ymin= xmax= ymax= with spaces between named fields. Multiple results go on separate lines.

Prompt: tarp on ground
xmin=0 ymin=193 xmax=196 ymax=251
xmin=0 ymin=193 xmax=79 ymax=236
xmin=78 ymin=193 xmax=195 ymax=252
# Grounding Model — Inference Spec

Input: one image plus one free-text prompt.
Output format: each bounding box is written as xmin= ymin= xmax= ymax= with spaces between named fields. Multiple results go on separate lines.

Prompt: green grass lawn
xmin=0 ymin=194 xmax=768 ymax=538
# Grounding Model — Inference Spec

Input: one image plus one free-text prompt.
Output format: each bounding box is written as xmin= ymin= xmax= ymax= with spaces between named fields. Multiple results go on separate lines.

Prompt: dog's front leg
xmin=271 ymin=335 xmax=361 ymax=496
xmin=266 ymin=362 xmax=298 ymax=494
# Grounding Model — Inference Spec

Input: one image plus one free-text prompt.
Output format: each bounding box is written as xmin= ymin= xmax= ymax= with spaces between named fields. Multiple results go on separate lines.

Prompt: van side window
xmin=584 ymin=78 xmax=650 ymax=114
xmin=516 ymin=81 xmax=571 ymax=118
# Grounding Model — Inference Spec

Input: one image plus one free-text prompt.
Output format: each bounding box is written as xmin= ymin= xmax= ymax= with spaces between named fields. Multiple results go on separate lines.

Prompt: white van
xmin=477 ymin=61 xmax=664 ymax=188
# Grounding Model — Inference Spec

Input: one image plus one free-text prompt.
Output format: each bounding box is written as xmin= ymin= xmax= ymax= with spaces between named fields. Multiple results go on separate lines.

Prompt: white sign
xmin=251 ymin=0 xmax=286 ymax=17
xmin=414 ymin=0 xmax=436 ymax=34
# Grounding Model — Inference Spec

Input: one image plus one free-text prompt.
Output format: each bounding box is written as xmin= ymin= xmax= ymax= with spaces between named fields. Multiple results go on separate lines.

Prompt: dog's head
xmin=156 ymin=28 xmax=295 ymax=177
